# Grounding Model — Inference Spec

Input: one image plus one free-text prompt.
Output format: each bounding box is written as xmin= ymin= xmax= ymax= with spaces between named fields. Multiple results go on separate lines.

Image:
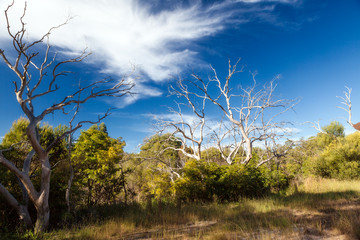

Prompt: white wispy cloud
xmin=146 ymin=112 xmax=199 ymax=125
xmin=0 ymin=0 xmax=299 ymax=106
xmin=115 ymin=82 xmax=163 ymax=108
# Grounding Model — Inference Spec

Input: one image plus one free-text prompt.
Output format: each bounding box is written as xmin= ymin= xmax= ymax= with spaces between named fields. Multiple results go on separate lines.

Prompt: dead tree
xmin=255 ymin=136 xmax=294 ymax=168
xmin=156 ymin=78 xmax=207 ymax=161
xmin=0 ymin=1 xmax=133 ymax=233
xmin=190 ymin=59 xmax=297 ymax=165
xmin=210 ymin=120 xmax=245 ymax=164
xmin=64 ymin=94 xmax=80 ymax=214
xmin=338 ymin=87 xmax=360 ymax=131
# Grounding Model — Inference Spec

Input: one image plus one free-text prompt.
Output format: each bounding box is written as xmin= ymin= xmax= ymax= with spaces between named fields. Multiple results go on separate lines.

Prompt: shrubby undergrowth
xmin=174 ymin=160 xmax=270 ymax=202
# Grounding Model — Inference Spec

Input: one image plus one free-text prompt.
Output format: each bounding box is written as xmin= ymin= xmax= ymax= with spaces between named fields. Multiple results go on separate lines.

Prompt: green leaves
xmin=72 ymin=124 xmax=126 ymax=206
xmin=174 ymin=160 xmax=268 ymax=203
xmin=311 ymin=132 xmax=360 ymax=180
xmin=322 ymin=121 xmax=345 ymax=138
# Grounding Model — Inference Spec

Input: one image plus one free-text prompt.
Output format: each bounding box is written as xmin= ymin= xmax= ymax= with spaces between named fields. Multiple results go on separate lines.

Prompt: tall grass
xmin=18 ymin=178 xmax=360 ymax=239
xmin=299 ymin=177 xmax=360 ymax=193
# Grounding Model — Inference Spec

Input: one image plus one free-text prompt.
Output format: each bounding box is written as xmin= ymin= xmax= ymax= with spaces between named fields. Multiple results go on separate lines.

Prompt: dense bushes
xmin=261 ymin=165 xmax=292 ymax=193
xmin=308 ymin=132 xmax=360 ymax=180
xmin=217 ymin=164 xmax=270 ymax=201
xmin=174 ymin=160 xmax=269 ymax=203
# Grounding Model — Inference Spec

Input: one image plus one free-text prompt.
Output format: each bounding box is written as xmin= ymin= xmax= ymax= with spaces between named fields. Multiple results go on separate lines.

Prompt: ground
xmin=42 ymin=178 xmax=360 ymax=240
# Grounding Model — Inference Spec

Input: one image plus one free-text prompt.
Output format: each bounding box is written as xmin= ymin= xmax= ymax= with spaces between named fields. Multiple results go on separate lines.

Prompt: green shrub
xmin=174 ymin=160 xmax=223 ymax=202
xmin=174 ymin=160 xmax=269 ymax=203
xmin=217 ymin=164 xmax=269 ymax=201
xmin=308 ymin=132 xmax=360 ymax=180
xmin=261 ymin=166 xmax=292 ymax=193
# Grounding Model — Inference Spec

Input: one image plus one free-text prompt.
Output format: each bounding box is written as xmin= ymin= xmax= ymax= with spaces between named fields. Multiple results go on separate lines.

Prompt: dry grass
xmin=39 ymin=177 xmax=360 ymax=240
xmin=299 ymin=177 xmax=360 ymax=193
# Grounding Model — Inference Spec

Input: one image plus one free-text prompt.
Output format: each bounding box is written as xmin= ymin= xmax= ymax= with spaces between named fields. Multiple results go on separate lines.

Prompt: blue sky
xmin=0 ymin=0 xmax=360 ymax=152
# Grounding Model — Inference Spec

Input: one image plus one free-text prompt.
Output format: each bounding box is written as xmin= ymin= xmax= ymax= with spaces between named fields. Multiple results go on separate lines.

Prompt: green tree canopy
xmin=322 ymin=121 xmax=345 ymax=138
xmin=72 ymin=124 xmax=126 ymax=206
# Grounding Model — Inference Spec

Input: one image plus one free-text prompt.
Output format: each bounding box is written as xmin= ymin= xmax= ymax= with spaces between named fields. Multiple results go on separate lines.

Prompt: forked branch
xmin=337 ymin=87 xmax=360 ymax=130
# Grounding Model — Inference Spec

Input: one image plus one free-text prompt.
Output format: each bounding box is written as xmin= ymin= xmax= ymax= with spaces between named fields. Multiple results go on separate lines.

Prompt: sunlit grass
xmin=30 ymin=178 xmax=360 ymax=239
xmin=299 ymin=177 xmax=360 ymax=193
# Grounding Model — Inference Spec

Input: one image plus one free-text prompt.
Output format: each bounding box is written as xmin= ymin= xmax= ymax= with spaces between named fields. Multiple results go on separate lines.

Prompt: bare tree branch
xmin=155 ymin=59 xmax=296 ymax=166
xmin=156 ymin=77 xmax=207 ymax=161
xmin=337 ymin=87 xmax=360 ymax=130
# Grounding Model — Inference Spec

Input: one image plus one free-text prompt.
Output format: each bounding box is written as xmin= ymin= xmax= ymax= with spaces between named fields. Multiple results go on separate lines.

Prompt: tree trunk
xmin=0 ymin=182 xmax=33 ymax=229
xmin=242 ymin=137 xmax=252 ymax=165
xmin=66 ymin=133 xmax=74 ymax=213
xmin=34 ymin=205 xmax=50 ymax=233
xmin=66 ymin=164 xmax=74 ymax=213
xmin=34 ymin=156 xmax=51 ymax=233
xmin=18 ymin=204 xmax=33 ymax=229
xmin=16 ymin=177 xmax=29 ymax=207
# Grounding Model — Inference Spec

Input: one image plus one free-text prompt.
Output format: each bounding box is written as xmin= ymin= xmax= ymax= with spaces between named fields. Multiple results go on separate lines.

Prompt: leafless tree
xmin=255 ymin=136 xmax=294 ymax=167
xmin=338 ymin=87 xmax=360 ymax=131
xmin=212 ymin=104 xmax=295 ymax=166
xmin=156 ymin=78 xmax=207 ymax=161
xmin=210 ymin=119 xmax=244 ymax=164
xmin=65 ymin=109 xmax=76 ymax=214
xmin=306 ymin=120 xmax=327 ymax=134
xmin=0 ymin=1 xmax=133 ymax=233
xmin=155 ymin=59 xmax=296 ymax=166
xmin=163 ymin=59 xmax=297 ymax=166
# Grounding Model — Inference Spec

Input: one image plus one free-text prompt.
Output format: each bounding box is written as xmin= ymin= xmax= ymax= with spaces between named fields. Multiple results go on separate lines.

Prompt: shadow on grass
xmin=10 ymin=190 xmax=360 ymax=239
xmin=118 ymin=191 xmax=360 ymax=239
xmin=272 ymin=190 xmax=360 ymax=209
xmin=68 ymin=190 xmax=359 ymax=225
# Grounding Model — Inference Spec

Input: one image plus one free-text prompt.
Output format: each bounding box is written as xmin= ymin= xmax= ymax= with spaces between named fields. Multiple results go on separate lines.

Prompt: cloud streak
xmin=0 ymin=0 xmax=299 ymax=106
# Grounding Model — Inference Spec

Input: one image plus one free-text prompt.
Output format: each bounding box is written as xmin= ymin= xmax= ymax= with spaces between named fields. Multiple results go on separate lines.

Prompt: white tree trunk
xmin=34 ymin=156 xmax=51 ymax=233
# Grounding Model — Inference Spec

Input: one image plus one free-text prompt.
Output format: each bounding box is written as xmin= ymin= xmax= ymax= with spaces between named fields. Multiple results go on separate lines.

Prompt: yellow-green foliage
xmin=127 ymin=134 xmax=182 ymax=201
xmin=72 ymin=123 xmax=126 ymax=206
xmin=174 ymin=159 xmax=269 ymax=202
xmin=307 ymin=132 xmax=360 ymax=179
xmin=283 ymin=122 xmax=360 ymax=181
